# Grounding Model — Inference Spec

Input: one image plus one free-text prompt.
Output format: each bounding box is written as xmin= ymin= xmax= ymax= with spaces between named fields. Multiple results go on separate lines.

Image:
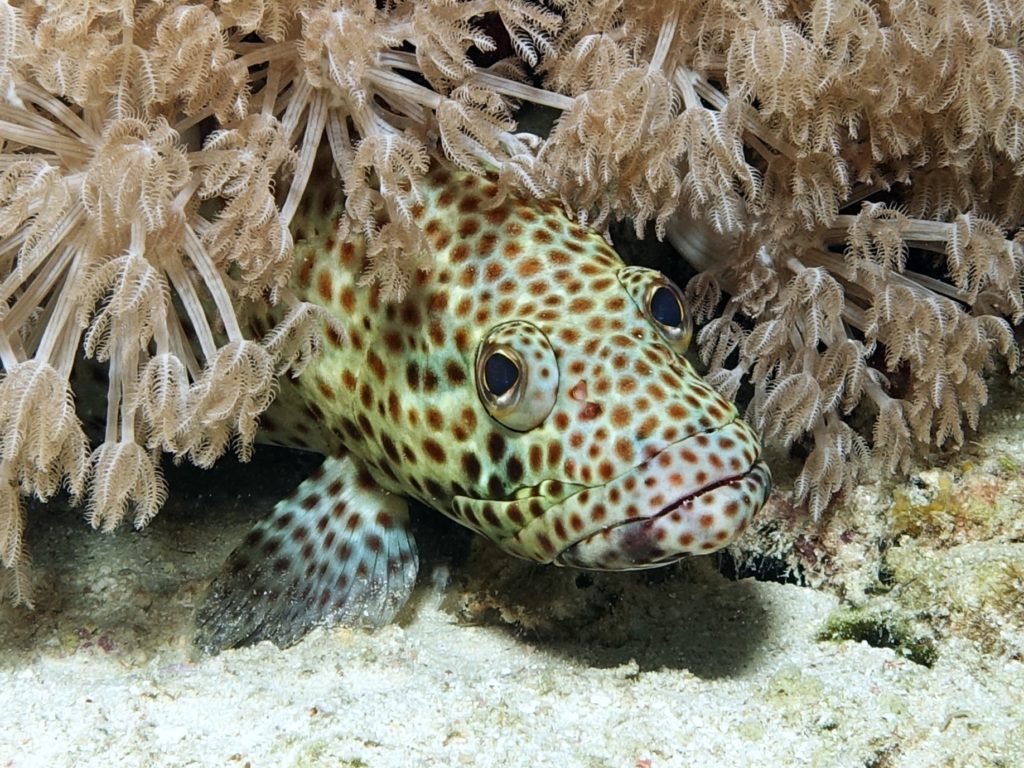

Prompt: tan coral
xmin=0 ymin=0 xmax=1023 ymax=600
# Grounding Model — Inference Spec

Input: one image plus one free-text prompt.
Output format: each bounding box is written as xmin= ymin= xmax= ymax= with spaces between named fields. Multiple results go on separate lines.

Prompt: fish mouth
xmin=555 ymin=460 xmax=771 ymax=569
xmin=504 ymin=419 xmax=771 ymax=569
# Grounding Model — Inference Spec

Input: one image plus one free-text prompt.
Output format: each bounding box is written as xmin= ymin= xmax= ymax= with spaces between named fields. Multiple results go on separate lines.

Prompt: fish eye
xmin=482 ymin=351 xmax=520 ymax=402
xmin=476 ymin=321 xmax=558 ymax=431
xmin=645 ymin=281 xmax=690 ymax=346
xmin=649 ymin=285 xmax=683 ymax=328
xmin=618 ymin=267 xmax=693 ymax=352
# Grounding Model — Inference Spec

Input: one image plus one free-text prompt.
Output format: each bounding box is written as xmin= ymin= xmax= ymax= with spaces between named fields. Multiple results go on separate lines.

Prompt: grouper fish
xmin=195 ymin=161 xmax=771 ymax=650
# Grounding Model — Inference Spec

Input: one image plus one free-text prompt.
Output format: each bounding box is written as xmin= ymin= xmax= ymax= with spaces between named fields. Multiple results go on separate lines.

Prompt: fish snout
xmin=550 ymin=419 xmax=771 ymax=570
xmin=556 ymin=461 xmax=770 ymax=569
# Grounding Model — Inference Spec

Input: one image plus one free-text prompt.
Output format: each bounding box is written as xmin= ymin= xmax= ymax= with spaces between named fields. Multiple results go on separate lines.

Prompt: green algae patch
xmin=883 ymin=541 xmax=1024 ymax=658
xmin=886 ymin=463 xmax=1024 ymax=546
xmin=887 ymin=469 xmax=998 ymax=543
xmin=815 ymin=540 xmax=1024 ymax=663
xmin=995 ymin=453 xmax=1021 ymax=475
xmin=817 ymin=606 xmax=938 ymax=667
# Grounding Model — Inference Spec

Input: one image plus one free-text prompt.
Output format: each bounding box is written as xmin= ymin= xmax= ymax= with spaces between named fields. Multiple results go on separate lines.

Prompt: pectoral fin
xmin=195 ymin=454 xmax=418 ymax=651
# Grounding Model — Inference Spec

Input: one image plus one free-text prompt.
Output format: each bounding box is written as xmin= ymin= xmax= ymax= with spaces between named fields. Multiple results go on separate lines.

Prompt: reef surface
xmin=1 ymin=378 xmax=1023 ymax=768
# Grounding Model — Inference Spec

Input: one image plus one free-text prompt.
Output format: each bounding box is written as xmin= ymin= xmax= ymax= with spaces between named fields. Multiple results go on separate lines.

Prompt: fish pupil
xmin=484 ymin=352 xmax=519 ymax=396
xmin=650 ymin=286 xmax=682 ymax=327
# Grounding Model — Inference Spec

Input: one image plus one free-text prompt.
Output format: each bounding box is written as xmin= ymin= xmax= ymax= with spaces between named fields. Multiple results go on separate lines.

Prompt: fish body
xmin=196 ymin=162 xmax=770 ymax=649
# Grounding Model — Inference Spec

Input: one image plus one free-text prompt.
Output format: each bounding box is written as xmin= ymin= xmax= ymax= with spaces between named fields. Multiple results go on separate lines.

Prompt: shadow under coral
xmin=0 ymin=447 xmax=321 ymax=660
xmin=1 ymin=445 xmax=777 ymax=681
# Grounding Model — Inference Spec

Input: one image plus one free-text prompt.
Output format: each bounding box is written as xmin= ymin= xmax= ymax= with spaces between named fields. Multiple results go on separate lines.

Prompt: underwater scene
xmin=2 ymin=2 xmax=1024 ymax=766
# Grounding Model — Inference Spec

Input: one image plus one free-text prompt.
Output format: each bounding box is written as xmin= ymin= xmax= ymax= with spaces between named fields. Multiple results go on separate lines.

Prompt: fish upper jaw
xmin=502 ymin=418 xmax=771 ymax=569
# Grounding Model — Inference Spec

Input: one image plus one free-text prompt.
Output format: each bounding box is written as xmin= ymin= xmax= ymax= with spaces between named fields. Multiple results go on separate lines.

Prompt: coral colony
xmin=1 ymin=2 xmax=1022 ymax=602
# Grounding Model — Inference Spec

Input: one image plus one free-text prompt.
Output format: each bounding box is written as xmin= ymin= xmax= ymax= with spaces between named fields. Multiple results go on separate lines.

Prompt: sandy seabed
xmin=3 ymin=389 xmax=1024 ymax=767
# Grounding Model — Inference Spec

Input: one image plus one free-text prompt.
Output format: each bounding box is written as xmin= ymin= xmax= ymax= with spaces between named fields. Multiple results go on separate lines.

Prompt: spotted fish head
xmin=446 ymin=260 xmax=770 ymax=570
xmin=385 ymin=169 xmax=773 ymax=571
xmin=289 ymin=162 xmax=769 ymax=572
